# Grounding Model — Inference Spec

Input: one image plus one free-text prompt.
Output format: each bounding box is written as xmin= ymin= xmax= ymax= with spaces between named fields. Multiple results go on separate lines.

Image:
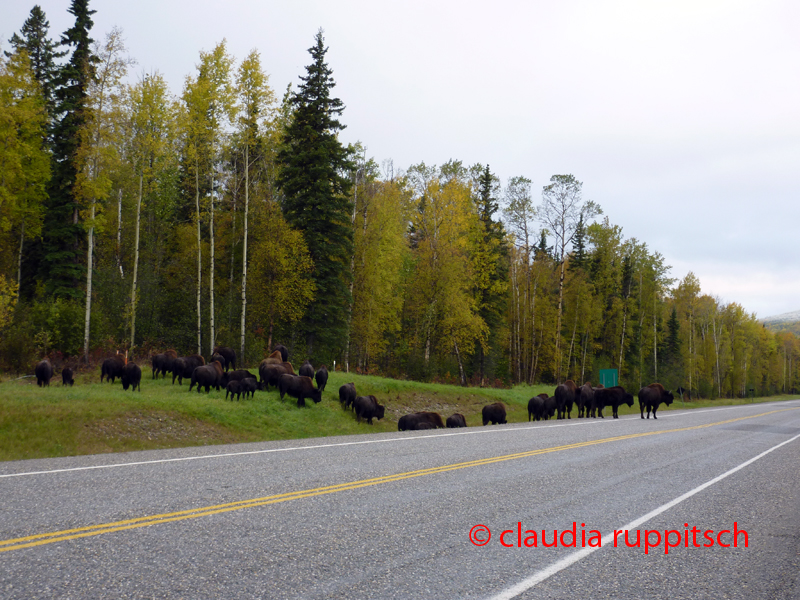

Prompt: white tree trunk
xmin=209 ymin=172 xmax=216 ymax=356
xmin=116 ymin=188 xmax=124 ymax=277
xmin=195 ymin=158 xmax=202 ymax=355
xmin=239 ymin=144 xmax=249 ymax=361
xmin=83 ymin=200 xmax=96 ymax=363
xmin=130 ymin=174 xmax=143 ymax=351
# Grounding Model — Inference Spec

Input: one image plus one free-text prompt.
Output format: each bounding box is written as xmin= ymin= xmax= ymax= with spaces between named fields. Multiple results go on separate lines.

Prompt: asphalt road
xmin=2 ymin=400 xmax=800 ymax=599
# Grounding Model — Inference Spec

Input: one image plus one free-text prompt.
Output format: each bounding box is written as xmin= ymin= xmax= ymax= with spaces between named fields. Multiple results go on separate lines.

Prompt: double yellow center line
xmin=1 ymin=407 xmax=796 ymax=553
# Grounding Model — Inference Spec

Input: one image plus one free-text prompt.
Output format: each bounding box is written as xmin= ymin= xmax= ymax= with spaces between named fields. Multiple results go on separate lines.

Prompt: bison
xmin=273 ymin=344 xmax=289 ymax=363
xmin=278 ymin=374 xmax=321 ymax=407
xmin=101 ymin=355 xmax=125 ymax=384
xmin=225 ymin=380 xmax=241 ymax=401
xmin=121 ymin=362 xmax=142 ymax=391
xmin=315 ymin=365 xmax=329 ymax=393
xmin=35 ymin=359 xmax=53 ymax=387
xmin=446 ymin=413 xmax=467 ymax=428
xmin=259 ymin=362 xmax=288 ymax=391
xmin=190 ymin=360 xmax=223 ymax=393
xmin=172 ymin=354 xmax=205 ymax=385
xmin=594 ymin=386 xmax=634 ymax=418
xmin=264 ymin=350 xmax=283 ymax=365
xmin=639 ymin=383 xmax=674 ymax=419
xmin=527 ymin=394 xmax=546 ymax=421
xmin=339 ymin=383 xmax=357 ymax=409
xmin=354 ymin=395 xmax=385 ymax=424
xmin=542 ymin=395 xmax=557 ymax=420
xmin=575 ymin=383 xmax=595 ymax=418
xmin=61 ymin=367 xmax=74 ymax=386
xmin=398 ymin=412 xmax=444 ymax=431
xmin=239 ymin=378 xmax=257 ymax=400
xmin=213 ymin=346 xmax=236 ymax=372
xmin=299 ymin=360 xmax=314 ymax=378
xmin=554 ymin=380 xmax=578 ymax=419
xmin=221 ymin=369 xmax=257 ymax=388
xmin=482 ymin=402 xmax=507 ymax=426
xmin=151 ymin=350 xmax=176 ymax=379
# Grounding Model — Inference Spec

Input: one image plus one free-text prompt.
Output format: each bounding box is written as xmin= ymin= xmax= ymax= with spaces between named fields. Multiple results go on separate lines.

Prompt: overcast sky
xmin=3 ymin=0 xmax=799 ymax=318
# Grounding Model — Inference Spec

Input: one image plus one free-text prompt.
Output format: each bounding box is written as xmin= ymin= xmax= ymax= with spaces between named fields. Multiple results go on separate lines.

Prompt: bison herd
xmin=31 ymin=344 xmax=678 ymax=429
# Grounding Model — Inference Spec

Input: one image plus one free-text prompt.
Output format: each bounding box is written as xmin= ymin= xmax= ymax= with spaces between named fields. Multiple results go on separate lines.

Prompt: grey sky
xmin=3 ymin=0 xmax=799 ymax=318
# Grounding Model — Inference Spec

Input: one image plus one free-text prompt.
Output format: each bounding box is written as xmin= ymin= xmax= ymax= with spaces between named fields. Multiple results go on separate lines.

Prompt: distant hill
xmin=762 ymin=310 xmax=800 ymax=336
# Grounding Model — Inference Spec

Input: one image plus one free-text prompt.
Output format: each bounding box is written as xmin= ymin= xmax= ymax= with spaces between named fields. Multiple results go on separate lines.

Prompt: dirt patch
xmin=84 ymin=410 xmax=239 ymax=446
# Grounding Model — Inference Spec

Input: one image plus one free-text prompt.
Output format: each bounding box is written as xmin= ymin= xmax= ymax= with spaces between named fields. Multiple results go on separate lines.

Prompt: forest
xmin=1 ymin=1 xmax=798 ymax=398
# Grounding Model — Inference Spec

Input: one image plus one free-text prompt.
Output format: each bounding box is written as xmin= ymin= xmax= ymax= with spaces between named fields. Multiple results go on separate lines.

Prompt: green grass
xmin=0 ymin=367 xmax=796 ymax=462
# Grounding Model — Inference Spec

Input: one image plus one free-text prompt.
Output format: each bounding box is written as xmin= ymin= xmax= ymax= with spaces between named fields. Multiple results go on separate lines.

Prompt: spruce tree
xmin=40 ymin=0 xmax=96 ymax=299
xmin=277 ymin=29 xmax=353 ymax=360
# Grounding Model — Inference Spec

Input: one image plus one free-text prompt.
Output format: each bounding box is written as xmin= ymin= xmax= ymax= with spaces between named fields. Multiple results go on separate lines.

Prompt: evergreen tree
xmin=40 ymin=0 xmax=97 ymax=299
xmin=277 ymin=29 xmax=354 ymax=360
xmin=7 ymin=5 xmax=63 ymax=125
xmin=568 ymin=215 xmax=587 ymax=272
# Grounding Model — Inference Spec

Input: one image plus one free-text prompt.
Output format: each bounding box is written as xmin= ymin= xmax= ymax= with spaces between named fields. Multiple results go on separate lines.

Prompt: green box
xmin=599 ymin=369 xmax=618 ymax=388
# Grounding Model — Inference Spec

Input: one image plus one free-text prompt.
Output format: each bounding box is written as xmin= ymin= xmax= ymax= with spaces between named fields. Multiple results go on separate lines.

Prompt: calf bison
xmin=482 ymin=402 xmax=507 ymax=426
xmin=446 ymin=413 xmax=467 ymax=428
xmin=339 ymin=383 xmax=357 ymax=409
xmin=278 ymin=374 xmax=322 ymax=407
xmin=354 ymin=395 xmax=385 ymax=424
xmin=299 ymin=360 xmax=314 ymax=378
xmin=121 ymin=362 xmax=142 ymax=391
xmin=554 ymin=380 xmax=578 ymax=419
xmin=398 ymin=412 xmax=444 ymax=431
xmin=213 ymin=346 xmax=236 ymax=372
xmin=35 ymin=359 xmax=53 ymax=387
xmin=239 ymin=378 xmax=257 ymax=399
xmin=190 ymin=361 xmax=223 ymax=393
xmin=101 ymin=355 xmax=125 ymax=384
xmin=594 ymin=386 xmax=634 ymax=418
xmin=315 ymin=365 xmax=329 ymax=393
xmin=639 ymin=383 xmax=674 ymax=419
xmin=225 ymin=380 xmax=241 ymax=401
xmin=61 ymin=367 xmax=74 ymax=386
xmin=221 ymin=369 xmax=257 ymax=387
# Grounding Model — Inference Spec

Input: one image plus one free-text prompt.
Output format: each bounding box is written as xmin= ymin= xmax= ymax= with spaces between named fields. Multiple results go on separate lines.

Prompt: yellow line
xmin=1 ymin=407 xmax=796 ymax=553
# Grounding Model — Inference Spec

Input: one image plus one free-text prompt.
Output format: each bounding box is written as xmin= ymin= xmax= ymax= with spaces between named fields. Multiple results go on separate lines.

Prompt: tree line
xmin=1 ymin=2 xmax=797 ymax=397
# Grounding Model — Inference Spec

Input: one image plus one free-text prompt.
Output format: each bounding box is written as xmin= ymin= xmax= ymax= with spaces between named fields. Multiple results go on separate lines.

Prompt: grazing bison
xmin=121 ymin=362 xmax=142 ymax=391
xmin=554 ymin=380 xmax=578 ymax=419
xmin=639 ymin=383 xmax=674 ymax=419
xmin=225 ymin=380 xmax=241 ymax=401
xmin=299 ymin=360 xmax=314 ymax=378
xmin=151 ymin=350 xmax=177 ymax=379
xmin=575 ymin=383 xmax=595 ymax=418
xmin=354 ymin=395 xmax=385 ymax=424
xmin=239 ymin=378 xmax=257 ymax=400
xmin=190 ymin=361 xmax=223 ymax=393
xmin=278 ymin=374 xmax=322 ymax=407
xmin=527 ymin=395 xmax=546 ymax=421
xmin=61 ymin=367 xmax=74 ymax=386
xmin=542 ymin=395 xmax=557 ymax=420
xmin=315 ymin=365 xmax=329 ymax=393
xmin=482 ymin=402 xmax=507 ymax=426
xmin=221 ymin=369 xmax=257 ymax=387
xmin=259 ymin=362 xmax=288 ymax=391
xmin=213 ymin=346 xmax=236 ymax=372
xmin=173 ymin=355 xmax=205 ymax=385
xmin=398 ymin=412 xmax=444 ymax=431
xmin=339 ymin=383 xmax=357 ymax=409
xmin=446 ymin=413 xmax=467 ymax=428
xmin=273 ymin=344 xmax=289 ymax=363
xmin=594 ymin=386 xmax=634 ymax=418
xmin=35 ymin=359 xmax=53 ymax=387
xmin=101 ymin=355 xmax=125 ymax=384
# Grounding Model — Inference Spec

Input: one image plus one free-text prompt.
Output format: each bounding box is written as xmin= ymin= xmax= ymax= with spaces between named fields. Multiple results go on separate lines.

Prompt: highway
xmin=1 ymin=400 xmax=799 ymax=599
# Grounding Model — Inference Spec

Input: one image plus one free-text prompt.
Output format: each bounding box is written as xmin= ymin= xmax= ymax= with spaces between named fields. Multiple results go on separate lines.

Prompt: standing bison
xmin=101 ymin=354 xmax=125 ymax=384
xmin=259 ymin=362 xmax=288 ymax=391
xmin=482 ymin=402 xmax=507 ymax=426
xmin=315 ymin=365 xmax=329 ymax=393
xmin=278 ymin=374 xmax=322 ymax=407
xmin=446 ymin=413 xmax=467 ymax=428
xmin=273 ymin=344 xmax=289 ymax=362
xmin=354 ymin=395 xmax=385 ymax=424
xmin=172 ymin=354 xmax=205 ymax=385
xmin=398 ymin=412 xmax=444 ymax=431
xmin=554 ymin=380 xmax=578 ymax=419
xmin=212 ymin=346 xmax=236 ymax=372
xmin=575 ymin=383 xmax=595 ymax=418
xmin=61 ymin=367 xmax=74 ymax=386
xmin=151 ymin=349 xmax=176 ymax=379
xmin=121 ymin=362 xmax=142 ymax=392
xmin=35 ymin=359 xmax=53 ymax=387
xmin=638 ymin=383 xmax=674 ymax=419
xmin=339 ymin=383 xmax=357 ymax=409
xmin=190 ymin=361 xmax=223 ymax=393
xmin=299 ymin=360 xmax=314 ymax=378
xmin=594 ymin=386 xmax=634 ymax=418
xmin=527 ymin=394 xmax=550 ymax=421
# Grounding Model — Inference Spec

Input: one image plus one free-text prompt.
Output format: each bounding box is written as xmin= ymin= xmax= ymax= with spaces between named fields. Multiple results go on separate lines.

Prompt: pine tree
xmin=277 ymin=29 xmax=354 ymax=360
xmin=40 ymin=0 xmax=97 ymax=299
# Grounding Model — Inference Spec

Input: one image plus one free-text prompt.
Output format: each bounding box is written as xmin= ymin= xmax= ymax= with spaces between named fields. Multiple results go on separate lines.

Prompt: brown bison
xmin=213 ymin=346 xmax=236 ymax=372
xmin=278 ymin=374 xmax=322 ymax=407
xmin=339 ymin=383 xmax=357 ymax=409
xmin=354 ymin=395 xmax=385 ymax=424
xmin=482 ymin=402 xmax=507 ymax=426
xmin=638 ymin=383 xmax=674 ymax=419
xmin=528 ymin=394 xmax=550 ymax=421
xmin=121 ymin=362 xmax=142 ymax=391
xmin=259 ymin=362 xmax=288 ymax=391
xmin=446 ymin=413 xmax=467 ymax=428
xmin=575 ymin=383 xmax=594 ymax=418
xmin=315 ymin=365 xmax=329 ymax=392
xmin=221 ymin=369 xmax=257 ymax=387
xmin=264 ymin=350 xmax=283 ymax=365
xmin=299 ymin=360 xmax=314 ymax=378
xmin=172 ymin=354 xmax=205 ymax=385
xmin=239 ymin=378 xmax=258 ymax=399
xmin=151 ymin=350 xmax=177 ymax=379
xmin=554 ymin=380 xmax=578 ymax=419
xmin=398 ymin=412 xmax=444 ymax=431
xmin=101 ymin=354 xmax=125 ymax=384
xmin=225 ymin=380 xmax=241 ymax=401
xmin=61 ymin=367 xmax=74 ymax=386
xmin=273 ymin=344 xmax=289 ymax=362
xmin=189 ymin=360 xmax=223 ymax=393
xmin=35 ymin=359 xmax=53 ymax=387
xmin=594 ymin=386 xmax=634 ymax=418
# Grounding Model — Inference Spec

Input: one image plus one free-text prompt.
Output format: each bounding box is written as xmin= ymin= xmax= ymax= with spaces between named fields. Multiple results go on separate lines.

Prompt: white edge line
xmin=2 ymin=400 xmax=797 ymax=480
xmin=488 ymin=431 xmax=800 ymax=600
